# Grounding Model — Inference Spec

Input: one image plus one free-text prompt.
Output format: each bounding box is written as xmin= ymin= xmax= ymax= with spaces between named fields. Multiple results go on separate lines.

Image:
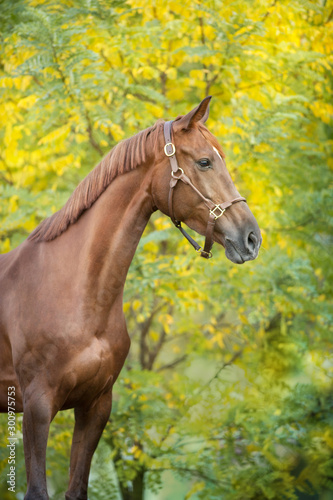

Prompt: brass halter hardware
xmin=164 ymin=142 xmax=176 ymax=157
xmin=163 ymin=120 xmax=246 ymax=259
xmin=171 ymin=167 xmax=184 ymax=179
xmin=210 ymin=205 xmax=226 ymax=220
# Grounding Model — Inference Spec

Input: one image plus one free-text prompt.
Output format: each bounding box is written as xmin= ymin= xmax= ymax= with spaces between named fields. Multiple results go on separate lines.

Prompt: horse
xmin=0 ymin=97 xmax=261 ymax=500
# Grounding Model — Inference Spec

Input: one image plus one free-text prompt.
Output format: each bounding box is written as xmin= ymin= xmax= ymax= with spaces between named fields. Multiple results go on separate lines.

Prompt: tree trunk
xmin=120 ymin=469 xmax=145 ymax=500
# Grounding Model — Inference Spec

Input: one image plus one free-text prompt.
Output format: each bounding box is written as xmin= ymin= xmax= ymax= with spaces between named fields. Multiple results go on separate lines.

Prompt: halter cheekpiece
xmin=164 ymin=120 xmax=246 ymax=259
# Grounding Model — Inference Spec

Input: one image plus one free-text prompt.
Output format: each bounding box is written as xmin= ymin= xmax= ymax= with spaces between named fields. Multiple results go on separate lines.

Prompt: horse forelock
xmin=174 ymin=118 xmax=225 ymax=159
xmin=196 ymin=123 xmax=225 ymax=159
xmin=28 ymin=121 xmax=163 ymax=243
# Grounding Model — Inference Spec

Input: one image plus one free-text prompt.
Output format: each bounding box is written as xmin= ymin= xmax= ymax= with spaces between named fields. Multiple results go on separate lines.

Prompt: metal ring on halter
xmin=171 ymin=167 xmax=184 ymax=179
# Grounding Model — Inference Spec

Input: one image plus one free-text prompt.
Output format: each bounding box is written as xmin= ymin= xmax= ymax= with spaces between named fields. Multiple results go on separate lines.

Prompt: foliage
xmin=0 ymin=0 xmax=333 ymax=499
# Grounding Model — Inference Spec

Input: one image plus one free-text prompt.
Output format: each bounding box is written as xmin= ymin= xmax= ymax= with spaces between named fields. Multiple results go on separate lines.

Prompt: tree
xmin=0 ymin=0 xmax=332 ymax=499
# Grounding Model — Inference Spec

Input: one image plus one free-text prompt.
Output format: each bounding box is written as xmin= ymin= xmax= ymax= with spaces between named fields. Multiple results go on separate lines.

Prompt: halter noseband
xmin=164 ymin=120 xmax=246 ymax=259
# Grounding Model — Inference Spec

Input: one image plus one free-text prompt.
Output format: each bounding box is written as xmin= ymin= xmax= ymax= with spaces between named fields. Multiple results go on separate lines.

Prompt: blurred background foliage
xmin=0 ymin=0 xmax=332 ymax=498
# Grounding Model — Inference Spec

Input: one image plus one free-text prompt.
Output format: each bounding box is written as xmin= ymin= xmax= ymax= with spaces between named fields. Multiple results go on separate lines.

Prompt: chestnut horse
xmin=0 ymin=97 xmax=261 ymax=499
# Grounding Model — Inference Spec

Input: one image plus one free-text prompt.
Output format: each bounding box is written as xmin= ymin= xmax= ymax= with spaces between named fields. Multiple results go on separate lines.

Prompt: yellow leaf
xmin=9 ymin=195 xmax=19 ymax=213
xmin=149 ymin=330 xmax=159 ymax=341
xmin=111 ymin=123 xmax=125 ymax=142
xmin=133 ymin=300 xmax=141 ymax=311
xmin=38 ymin=124 xmax=71 ymax=145
xmin=18 ymin=95 xmax=38 ymax=110
xmin=75 ymin=133 xmax=87 ymax=144
xmin=2 ymin=238 xmax=11 ymax=253
xmin=185 ymin=481 xmax=205 ymax=499
xmin=123 ymin=302 xmax=130 ymax=313
xmin=165 ymin=67 xmax=177 ymax=80
xmin=167 ymin=88 xmax=184 ymax=100
xmin=239 ymin=314 xmax=249 ymax=325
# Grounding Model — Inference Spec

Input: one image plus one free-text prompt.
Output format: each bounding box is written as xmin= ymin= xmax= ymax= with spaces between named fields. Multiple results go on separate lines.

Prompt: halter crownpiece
xmin=163 ymin=120 xmax=246 ymax=259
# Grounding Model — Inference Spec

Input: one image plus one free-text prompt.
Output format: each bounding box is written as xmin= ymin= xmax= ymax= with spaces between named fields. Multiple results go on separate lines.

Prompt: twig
xmin=156 ymin=354 xmax=188 ymax=372
xmin=149 ymin=466 xmax=222 ymax=486
xmin=84 ymin=110 xmax=104 ymax=156
xmin=197 ymin=348 xmax=244 ymax=396
xmin=0 ymin=172 xmax=13 ymax=186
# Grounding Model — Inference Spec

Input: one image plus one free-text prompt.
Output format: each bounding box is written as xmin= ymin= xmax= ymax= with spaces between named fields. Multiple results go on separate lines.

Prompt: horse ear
xmin=175 ymin=96 xmax=212 ymax=130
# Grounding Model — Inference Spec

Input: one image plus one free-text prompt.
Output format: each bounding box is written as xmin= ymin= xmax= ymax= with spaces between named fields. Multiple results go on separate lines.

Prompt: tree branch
xmin=84 ymin=110 xmax=104 ymax=156
xmin=139 ymin=302 xmax=167 ymax=369
xmin=325 ymin=8 xmax=333 ymax=24
xmin=150 ymin=466 xmax=221 ymax=486
xmin=197 ymin=348 xmax=244 ymax=395
xmin=0 ymin=171 xmax=13 ymax=186
xmin=146 ymin=328 xmax=167 ymax=370
xmin=262 ymin=0 xmax=277 ymax=21
xmin=156 ymin=354 xmax=187 ymax=372
xmin=100 ymin=49 xmax=114 ymax=70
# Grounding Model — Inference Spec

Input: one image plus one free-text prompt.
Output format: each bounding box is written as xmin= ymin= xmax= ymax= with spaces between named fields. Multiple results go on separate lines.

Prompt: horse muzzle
xmin=224 ymin=229 xmax=262 ymax=264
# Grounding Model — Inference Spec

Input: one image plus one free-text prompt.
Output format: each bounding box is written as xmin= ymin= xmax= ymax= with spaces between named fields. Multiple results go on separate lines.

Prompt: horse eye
xmin=197 ymin=158 xmax=211 ymax=169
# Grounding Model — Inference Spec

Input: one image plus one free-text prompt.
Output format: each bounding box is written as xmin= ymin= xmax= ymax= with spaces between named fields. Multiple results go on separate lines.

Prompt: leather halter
xmin=164 ymin=120 xmax=246 ymax=259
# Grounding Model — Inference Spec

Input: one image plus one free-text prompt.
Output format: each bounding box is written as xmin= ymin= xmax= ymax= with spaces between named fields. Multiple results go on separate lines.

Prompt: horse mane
xmin=28 ymin=118 xmax=225 ymax=243
xmin=28 ymin=121 xmax=162 ymax=242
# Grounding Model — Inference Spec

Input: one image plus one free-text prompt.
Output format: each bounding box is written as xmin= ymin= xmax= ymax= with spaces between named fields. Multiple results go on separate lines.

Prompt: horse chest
xmin=61 ymin=334 xmax=129 ymax=409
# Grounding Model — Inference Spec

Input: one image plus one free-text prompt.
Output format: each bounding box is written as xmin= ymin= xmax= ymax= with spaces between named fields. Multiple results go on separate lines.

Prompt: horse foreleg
xmin=65 ymin=391 xmax=112 ymax=500
xmin=22 ymin=386 xmax=56 ymax=500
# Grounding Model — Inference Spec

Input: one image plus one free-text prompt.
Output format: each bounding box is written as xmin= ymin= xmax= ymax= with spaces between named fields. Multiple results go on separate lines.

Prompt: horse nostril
xmin=247 ymin=231 xmax=257 ymax=253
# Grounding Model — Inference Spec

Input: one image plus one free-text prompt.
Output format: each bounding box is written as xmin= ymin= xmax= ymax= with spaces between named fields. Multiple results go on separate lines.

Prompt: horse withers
xmin=0 ymin=97 xmax=261 ymax=500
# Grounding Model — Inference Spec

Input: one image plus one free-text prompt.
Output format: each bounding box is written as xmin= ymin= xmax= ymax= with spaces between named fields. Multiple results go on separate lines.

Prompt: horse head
xmin=152 ymin=97 xmax=262 ymax=263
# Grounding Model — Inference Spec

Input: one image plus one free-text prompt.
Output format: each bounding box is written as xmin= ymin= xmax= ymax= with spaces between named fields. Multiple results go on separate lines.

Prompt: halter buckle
xmin=210 ymin=205 xmax=225 ymax=220
xmin=164 ymin=142 xmax=176 ymax=157
xmin=195 ymin=247 xmax=213 ymax=259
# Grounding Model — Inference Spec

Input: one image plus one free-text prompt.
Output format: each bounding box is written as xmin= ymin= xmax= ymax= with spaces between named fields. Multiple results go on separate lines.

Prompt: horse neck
xmin=73 ymin=165 xmax=154 ymax=302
